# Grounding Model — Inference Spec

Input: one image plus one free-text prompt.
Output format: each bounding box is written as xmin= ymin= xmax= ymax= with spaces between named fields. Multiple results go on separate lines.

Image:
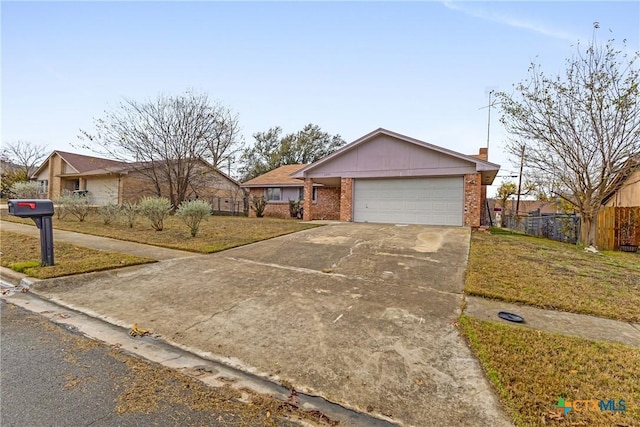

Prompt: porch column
xmin=340 ymin=177 xmax=353 ymax=222
xmin=303 ymin=178 xmax=313 ymax=221
xmin=464 ymin=173 xmax=481 ymax=227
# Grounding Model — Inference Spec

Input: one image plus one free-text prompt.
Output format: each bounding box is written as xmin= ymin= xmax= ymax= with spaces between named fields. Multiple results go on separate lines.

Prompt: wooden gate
xmin=596 ymin=206 xmax=640 ymax=250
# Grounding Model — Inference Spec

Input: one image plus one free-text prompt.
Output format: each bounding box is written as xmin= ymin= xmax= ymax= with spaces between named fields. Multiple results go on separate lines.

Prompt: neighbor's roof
xmin=32 ymin=150 xmax=127 ymax=178
xmin=241 ymin=164 xmax=307 ymax=187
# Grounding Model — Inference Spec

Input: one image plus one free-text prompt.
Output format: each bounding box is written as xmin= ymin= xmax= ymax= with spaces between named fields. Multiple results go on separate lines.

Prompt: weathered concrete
xmin=25 ymin=223 xmax=512 ymax=427
xmin=0 ymin=221 xmax=197 ymax=261
xmin=464 ymin=295 xmax=640 ymax=348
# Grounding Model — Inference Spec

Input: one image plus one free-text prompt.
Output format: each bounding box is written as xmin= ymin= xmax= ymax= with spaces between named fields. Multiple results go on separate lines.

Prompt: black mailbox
xmin=8 ymin=199 xmax=54 ymax=217
xmin=7 ymin=199 xmax=55 ymax=266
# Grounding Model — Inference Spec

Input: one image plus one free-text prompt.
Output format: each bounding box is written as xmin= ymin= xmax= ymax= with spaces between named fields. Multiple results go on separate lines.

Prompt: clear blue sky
xmin=2 ymin=1 xmax=639 ymax=188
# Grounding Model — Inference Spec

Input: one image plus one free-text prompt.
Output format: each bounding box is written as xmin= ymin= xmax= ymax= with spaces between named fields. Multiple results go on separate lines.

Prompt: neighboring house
xmin=602 ymin=157 xmax=640 ymax=207
xmin=31 ymin=150 xmax=243 ymax=211
xmin=243 ymin=128 xmax=500 ymax=227
xmin=241 ymin=164 xmax=339 ymax=220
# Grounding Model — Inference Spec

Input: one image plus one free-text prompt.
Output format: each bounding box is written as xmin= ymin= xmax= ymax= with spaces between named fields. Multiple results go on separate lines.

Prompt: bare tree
xmin=497 ymin=36 xmax=640 ymax=245
xmin=1 ymin=140 xmax=48 ymax=178
xmin=78 ymin=91 xmax=242 ymax=207
xmin=204 ymin=106 xmax=244 ymax=169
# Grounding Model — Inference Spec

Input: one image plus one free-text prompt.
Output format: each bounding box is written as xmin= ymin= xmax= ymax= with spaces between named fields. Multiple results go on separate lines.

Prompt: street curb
xmin=0 ymin=266 xmax=40 ymax=288
xmin=2 ymin=291 xmax=398 ymax=427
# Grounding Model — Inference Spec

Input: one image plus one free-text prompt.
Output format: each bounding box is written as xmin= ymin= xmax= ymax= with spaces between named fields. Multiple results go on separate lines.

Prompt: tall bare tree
xmin=497 ymin=36 xmax=640 ymax=245
xmin=79 ymin=91 xmax=242 ymax=207
xmin=1 ymin=140 xmax=48 ymax=178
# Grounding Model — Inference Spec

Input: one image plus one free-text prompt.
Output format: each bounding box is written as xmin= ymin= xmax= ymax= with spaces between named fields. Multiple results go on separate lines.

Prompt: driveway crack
xmin=184 ymin=298 xmax=252 ymax=332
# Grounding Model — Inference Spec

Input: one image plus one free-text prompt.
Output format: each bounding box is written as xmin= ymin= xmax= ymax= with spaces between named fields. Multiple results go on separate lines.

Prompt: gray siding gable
xmin=300 ymin=133 xmax=477 ymax=179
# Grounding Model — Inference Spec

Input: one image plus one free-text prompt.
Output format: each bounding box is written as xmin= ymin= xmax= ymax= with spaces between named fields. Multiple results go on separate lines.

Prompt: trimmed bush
xmin=139 ymin=197 xmax=172 ymax=231
xmin=10 ymin=181 xmax=41 ymax=199
xmin=176 ymin=199 xmax=212 ymax=237
xmin=120 ymin=202 xmax=140 ymax=228
xmin=98 ymin=203 xmax=121 ymax=225
xmin=56 ymin=192 xmax=92 ymax=222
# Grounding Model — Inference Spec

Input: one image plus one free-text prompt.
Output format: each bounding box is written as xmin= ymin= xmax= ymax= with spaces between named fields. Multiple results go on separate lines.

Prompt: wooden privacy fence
xmin=596 ymin=206 xmax=640 ymax=250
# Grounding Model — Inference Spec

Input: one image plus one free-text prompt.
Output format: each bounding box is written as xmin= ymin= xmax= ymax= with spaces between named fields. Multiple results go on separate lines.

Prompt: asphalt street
xmin=0 ymin=301 xmax=311 ymax=427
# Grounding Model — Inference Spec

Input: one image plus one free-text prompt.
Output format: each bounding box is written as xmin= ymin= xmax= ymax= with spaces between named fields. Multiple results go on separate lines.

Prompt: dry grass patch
xmin=1 ymin=212 xmax=320 ymax=253
xmin=0 ymin=230 xmax=154 ymax=279
xmin=460 ymin=316 xmax=640 ymax=427
xmin=466 ymin=230 xmax=640 ymax=322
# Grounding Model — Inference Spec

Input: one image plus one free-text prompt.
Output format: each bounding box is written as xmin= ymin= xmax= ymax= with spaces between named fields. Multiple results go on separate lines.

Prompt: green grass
xmin=1 ymin=211 xmax=321 ymax=254
xmin=460 ymin=316 xmax=640 ymax=427
xmin=0 ymin=230 xmax=154 ymax=279
xmin=466 ymin=230 xmax=640 ymax=322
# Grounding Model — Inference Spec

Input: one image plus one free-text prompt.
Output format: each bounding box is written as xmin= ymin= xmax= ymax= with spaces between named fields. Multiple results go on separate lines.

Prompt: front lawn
xmin=0 ymin=212 xmax=321 ymax=253
xmin=466 ymin=230 xmax=640 ymax=322
xmin=0 ymin=230 xmax=154 ymax=279
xmin=461 ymin=316 xmax=640 ymax=426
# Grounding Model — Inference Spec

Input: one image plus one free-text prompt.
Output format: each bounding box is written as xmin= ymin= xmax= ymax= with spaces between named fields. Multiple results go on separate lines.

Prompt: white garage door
xmin=86 ymin=177 xmax=119 ymax=205
xmin=353 ymin=177 xmax=464 ymax=225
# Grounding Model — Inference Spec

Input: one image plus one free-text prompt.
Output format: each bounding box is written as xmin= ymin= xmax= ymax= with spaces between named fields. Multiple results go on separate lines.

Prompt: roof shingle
xmin=241 ymin=164 xmax=307 ymax=187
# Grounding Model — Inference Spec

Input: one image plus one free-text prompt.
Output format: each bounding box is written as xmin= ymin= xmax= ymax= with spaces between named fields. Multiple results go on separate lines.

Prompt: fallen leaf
xmin=129 ymin=323 xmax=150 ymax=337
xmin=287 ymin=389 xmax=299 ymax=408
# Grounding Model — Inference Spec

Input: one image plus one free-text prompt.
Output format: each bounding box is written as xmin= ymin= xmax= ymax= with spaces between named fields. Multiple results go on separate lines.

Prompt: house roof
xmin=602 ymin=156 xmax=640 ymax=205
xmin=241 ymin=164 xmax=308 ymax=188
xmin=33 ymin=151 xmax=241 ymax=186
xmin=291 ymin=128 xmax=501 ymax=185
xmin=32 ymin=150 xmax=128 ymax=178
xmin=0 ymin=159 xmax=21 ymax=175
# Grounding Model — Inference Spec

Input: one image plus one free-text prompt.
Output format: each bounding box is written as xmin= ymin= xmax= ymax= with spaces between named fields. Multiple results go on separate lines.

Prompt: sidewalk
xmin=0 ymin=221 xmax=197 ymax=261
xmin=464 ymin=295 xmax=640 ymax=348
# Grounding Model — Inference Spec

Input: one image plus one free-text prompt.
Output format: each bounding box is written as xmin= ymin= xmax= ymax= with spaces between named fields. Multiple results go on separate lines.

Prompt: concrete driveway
xmin=31 ymin=223 xmax=511 ymax=426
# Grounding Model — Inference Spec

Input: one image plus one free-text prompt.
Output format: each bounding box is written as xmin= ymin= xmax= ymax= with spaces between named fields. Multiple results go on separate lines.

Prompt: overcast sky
xmin=2 ymin=1 xmax=639 ymax=190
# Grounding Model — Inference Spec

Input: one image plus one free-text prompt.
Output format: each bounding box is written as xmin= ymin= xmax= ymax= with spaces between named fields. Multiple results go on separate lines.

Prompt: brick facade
xmin=248 ymin=188 xmax=289 ymax=218
xmin=463 ymin=173 xmax=482 ymax=227
xmin=249 ymin=185 xmax=340 ymax=220
xmin=339 ymin=178 xmax=353 ymax=221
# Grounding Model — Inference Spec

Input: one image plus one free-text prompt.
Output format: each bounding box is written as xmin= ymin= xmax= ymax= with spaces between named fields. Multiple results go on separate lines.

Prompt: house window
xmin=265 ymin=188 xmax=281 ymax=201
xmin=37 ymin=180 xmax=49 ymax=194
xmin=298 ymin=187 xmax=318 ymax=203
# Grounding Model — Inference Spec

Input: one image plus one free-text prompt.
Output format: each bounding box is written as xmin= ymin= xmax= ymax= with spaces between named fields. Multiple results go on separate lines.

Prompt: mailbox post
xmin=7 ymin=199 xmax=55 ymax=266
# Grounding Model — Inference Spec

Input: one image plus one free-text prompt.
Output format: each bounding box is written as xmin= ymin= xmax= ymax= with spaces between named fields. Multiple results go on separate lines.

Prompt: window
xmin=298 ymin=187 xmax=318 ymax=203
xmin=37 ymin=180 xmax=49 ymax=194
xmin=265 ymin=188 xmax=281 ymax=201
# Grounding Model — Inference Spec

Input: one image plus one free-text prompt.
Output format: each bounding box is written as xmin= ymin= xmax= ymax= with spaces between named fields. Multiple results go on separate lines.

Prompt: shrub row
xmin=52 ymin=195 xmax=212 ymax=237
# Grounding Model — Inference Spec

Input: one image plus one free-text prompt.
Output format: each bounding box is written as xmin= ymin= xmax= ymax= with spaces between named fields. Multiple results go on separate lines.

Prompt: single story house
xmin=31 ymin=150 xmax=243 ymax=211
xmin=242 ymin=128 xmax=500 ymax=227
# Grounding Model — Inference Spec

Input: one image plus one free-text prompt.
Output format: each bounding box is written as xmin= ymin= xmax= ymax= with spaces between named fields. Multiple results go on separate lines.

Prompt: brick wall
xmin=120 ymin=168 xmax=242 ymax=212
xmin=340 ymin=178 xmax=353 ymax=222
xmin=248 ymin=186 xmax=340 ymax=220
xmin=309 ymin=187 xmax=340 ymax=220
xmin=464 ymin=173 xmax=481 ymax=227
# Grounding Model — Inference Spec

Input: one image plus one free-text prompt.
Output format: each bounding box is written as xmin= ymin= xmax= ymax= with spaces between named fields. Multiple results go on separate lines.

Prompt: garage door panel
xmin=353 ymin=177 xmax=463 ymax=225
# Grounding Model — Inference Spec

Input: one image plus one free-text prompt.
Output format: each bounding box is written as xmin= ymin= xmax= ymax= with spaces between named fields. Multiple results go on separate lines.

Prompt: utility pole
xmin=515 ymin=144 xmax=525 ymax=215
